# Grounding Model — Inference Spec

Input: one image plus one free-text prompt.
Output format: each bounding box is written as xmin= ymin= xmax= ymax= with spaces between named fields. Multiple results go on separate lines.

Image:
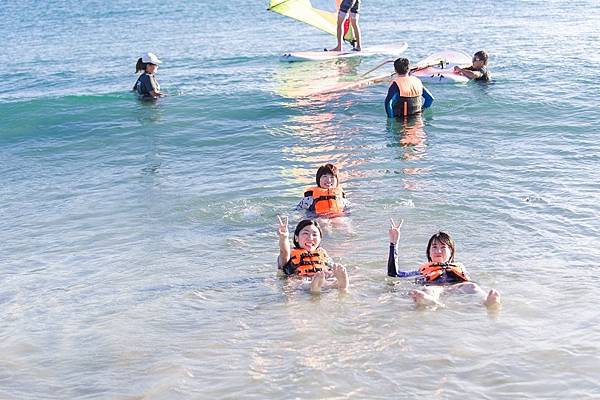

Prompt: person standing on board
xmin=328 ymin=0 xmax=362 ymax=52
xmin=133 ymin=52 xmax=166 ymax=99
xmin=453 ymin=50 xmax=491 ymax=81
xmin=385 ymin=58 xmax=434 ymax=118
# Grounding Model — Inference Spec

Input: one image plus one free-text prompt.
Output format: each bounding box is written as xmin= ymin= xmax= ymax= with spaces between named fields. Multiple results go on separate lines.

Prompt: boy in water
xmin=385 ymin=58 xmax=434 ymax=118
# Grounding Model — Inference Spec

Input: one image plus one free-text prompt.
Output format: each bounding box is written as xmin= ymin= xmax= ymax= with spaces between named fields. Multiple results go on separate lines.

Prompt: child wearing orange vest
xmin=296 ymin=163 xmax=349 ymax=217
xmin=387 ymin=218 xmax=501 ymax=308
xmin=385 ymin=58 xmax=434 ymax=118
xmin=277 ymin=216 xmax=349 ymax=293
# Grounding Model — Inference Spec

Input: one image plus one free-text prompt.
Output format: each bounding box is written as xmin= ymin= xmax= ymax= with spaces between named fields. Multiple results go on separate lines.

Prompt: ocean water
xmin=1 ymin=0 xmax=600 ymax=398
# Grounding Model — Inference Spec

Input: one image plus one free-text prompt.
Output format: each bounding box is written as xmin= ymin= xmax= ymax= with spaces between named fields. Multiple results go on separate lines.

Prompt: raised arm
xmin=387 ymin=218 xmax=402 ymax=277
xmin=387 ymin=218 xmax=420 ymax=278
xmin=277 ymin=215 xmax=291 ymax=269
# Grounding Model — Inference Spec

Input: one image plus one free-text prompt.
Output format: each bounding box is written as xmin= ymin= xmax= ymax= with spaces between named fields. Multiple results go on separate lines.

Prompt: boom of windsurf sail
xmin=268 ymin=0 xmax=356 ymax=43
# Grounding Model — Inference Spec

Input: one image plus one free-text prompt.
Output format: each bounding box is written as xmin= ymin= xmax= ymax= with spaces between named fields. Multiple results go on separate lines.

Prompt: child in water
xmin=277 ymin=216 xmax=349 ymax=293
xmin=296 ymin=163 xmax=349 ymax=217
xmin=133 ymin=52 xmax=166 ymax=99
xmin=387 ymin=218 xmax=501 ymax=308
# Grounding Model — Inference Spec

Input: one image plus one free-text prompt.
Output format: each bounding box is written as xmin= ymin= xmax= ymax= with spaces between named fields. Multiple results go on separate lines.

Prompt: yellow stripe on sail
xmin=268 ymin=0 xmax=355 ymax=42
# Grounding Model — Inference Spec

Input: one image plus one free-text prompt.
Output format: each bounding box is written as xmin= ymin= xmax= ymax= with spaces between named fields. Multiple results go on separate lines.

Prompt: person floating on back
xmin=296 ymin=163 xmax=349 ymax=218
xmin=328 ymin=0 xmax=361 ymax=52
xmin=453 ymin=50 xmax=491 ymax=81
xmin=277 ymin=216 xmax=349 ymax=293
xmin=385 ymin=58 xmax=434 ymax=118
xmin=387 ymin=218 xmax=501 ymax=308
xmin=133 ymin=52 xmax=166 ymax=99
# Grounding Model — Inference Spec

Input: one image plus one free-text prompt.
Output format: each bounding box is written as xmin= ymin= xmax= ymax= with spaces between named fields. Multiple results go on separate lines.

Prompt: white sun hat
xmin=141 ymin=52 xmax=162 ymax=64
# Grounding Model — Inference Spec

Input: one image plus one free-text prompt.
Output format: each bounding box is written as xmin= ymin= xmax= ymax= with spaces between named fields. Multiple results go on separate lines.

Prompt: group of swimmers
xmin=131 ymin=1 xmax=498 ymax=308
xmin=131 ymin=55 xmax=500 ymax=308
xmin=276 ymin=163 xmax=501 ymax=309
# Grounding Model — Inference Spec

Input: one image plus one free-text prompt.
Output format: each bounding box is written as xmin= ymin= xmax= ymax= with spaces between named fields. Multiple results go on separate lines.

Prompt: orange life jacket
xmin=289 ymin=247 xmax=331 ymax=276
xmin=418 ymin=262 xmax=470 ymax=283
xmin=390 ymin=76 xmax=424 ymax=117
xmin=304 ymin=186 xmax=345 ymax=215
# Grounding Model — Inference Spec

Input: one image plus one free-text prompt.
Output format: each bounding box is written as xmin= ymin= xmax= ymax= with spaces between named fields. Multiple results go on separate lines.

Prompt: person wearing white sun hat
xmin=133 ymin=52 xmax=166 ymax=99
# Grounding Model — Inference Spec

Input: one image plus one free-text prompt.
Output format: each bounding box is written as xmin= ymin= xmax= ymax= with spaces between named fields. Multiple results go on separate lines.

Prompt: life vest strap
xmin=298 ymin=259 xmax=322 ymax=266
xmin=314 ymin=195 xmax=337 ymax=201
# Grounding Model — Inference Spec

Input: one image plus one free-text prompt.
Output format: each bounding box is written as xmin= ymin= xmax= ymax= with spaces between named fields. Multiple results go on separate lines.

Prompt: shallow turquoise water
xmin=1 ymin=0 xmax=600 ymax=398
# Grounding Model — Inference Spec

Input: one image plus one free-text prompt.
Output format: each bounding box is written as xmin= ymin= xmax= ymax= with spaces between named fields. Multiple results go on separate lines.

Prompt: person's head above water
xmin=426 ymin=231 xmax=456 ymax=263
xmin=472 ymin=50 xmax=488 ymax=66
xmin=315 ymin=163 xmax=340 ymax=189
xmin=293 ymin=219 xmax=323 ymax=250
xmin=393 ymin=58 xmax=410 ymax=75
xmin=135 ymin=52 xmax=162 ymax=74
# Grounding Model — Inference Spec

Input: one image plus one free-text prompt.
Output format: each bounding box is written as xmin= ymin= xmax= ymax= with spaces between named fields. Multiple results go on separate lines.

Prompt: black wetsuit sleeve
xmin=387 ymin=243 xmax=420 ymax=278
xmin=282 ymin=259 xmax=296 ymax=276
xmin=387 ymin=243 xmax=399 ymax=277
xmin=384 ymin=82 xmax=400 ymax=118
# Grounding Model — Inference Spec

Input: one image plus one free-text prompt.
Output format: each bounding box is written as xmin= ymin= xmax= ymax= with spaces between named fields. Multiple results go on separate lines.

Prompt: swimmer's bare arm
xmin=453 ymin=66 xmax=482 ymax=79
xmin=277 ymin=215 xmax=291 ymax=269
xmin=149 ymin=90 xmax=167 ymax=97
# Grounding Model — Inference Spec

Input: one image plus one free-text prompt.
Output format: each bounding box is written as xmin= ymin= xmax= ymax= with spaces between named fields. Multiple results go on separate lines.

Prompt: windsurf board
xmin=280 ymin=42 xmax=408 ymax=62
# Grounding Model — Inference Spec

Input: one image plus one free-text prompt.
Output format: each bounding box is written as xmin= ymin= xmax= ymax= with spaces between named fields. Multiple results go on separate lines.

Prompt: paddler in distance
xmin=385 ymin=58 xmax=434 ymax=118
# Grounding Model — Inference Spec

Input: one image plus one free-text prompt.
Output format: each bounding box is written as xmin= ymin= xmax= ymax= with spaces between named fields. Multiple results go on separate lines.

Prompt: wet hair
xmin=292 ymin=219 xmax=323 ymax=248
xmin=426 ymin=231 xmax=456 ymax=262
xmin=135 ymin=58 xmax=157 ymax=73
xmin=473 ymin=50 xmax=489 ymax=65
xmin=315 ymin=163 xmax=339 ymax=187
xmin=393 ymin=58 xmax=410 ymax=75
xmin=135 ymin=58 xmax=146 ymax=73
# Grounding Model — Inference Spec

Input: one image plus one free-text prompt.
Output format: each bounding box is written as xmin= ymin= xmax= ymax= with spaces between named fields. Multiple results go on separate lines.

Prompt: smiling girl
xmin=277 ymin=216 xmax=349 ymax=293
xmin=296 ymin=164 xmax=349 ymax=217
xmin=387 ymin=218 xmax=501 ymax=308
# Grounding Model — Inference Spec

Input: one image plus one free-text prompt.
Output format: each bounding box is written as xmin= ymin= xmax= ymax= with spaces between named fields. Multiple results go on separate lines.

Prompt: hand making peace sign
xmin=277 ymin=215 xmax=289 ymax=239
xmin=388 ymin=217 xmax=404 ymax=245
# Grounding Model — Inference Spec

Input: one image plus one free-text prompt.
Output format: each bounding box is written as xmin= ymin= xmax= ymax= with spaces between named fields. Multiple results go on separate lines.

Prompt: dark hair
xmin=315 ymin=163 xmax=339 ymax=187
xmin=473 ymin=50 xmax=489 ymax=65
xmin=135 ymin=58 xmax=147 ymax=73
xmin=426 ymin=231 xmax=456 ymax=262
xmin=292 ymin=219 xmax=323 ymax=248
xmin=393 ymin=58 xmax=410 ymax=75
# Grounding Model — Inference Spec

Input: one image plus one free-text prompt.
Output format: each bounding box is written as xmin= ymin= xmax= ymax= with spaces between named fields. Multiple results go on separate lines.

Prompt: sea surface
xmin=1 ymin=0 xmax=599 ymax=398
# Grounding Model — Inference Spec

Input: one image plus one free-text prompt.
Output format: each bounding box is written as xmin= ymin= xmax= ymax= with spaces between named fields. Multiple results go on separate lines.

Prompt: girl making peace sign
xmin=387 ymin=218 xmax=501 ymax=308
xmin=277 ymin=216 xmax=349 ymax=293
